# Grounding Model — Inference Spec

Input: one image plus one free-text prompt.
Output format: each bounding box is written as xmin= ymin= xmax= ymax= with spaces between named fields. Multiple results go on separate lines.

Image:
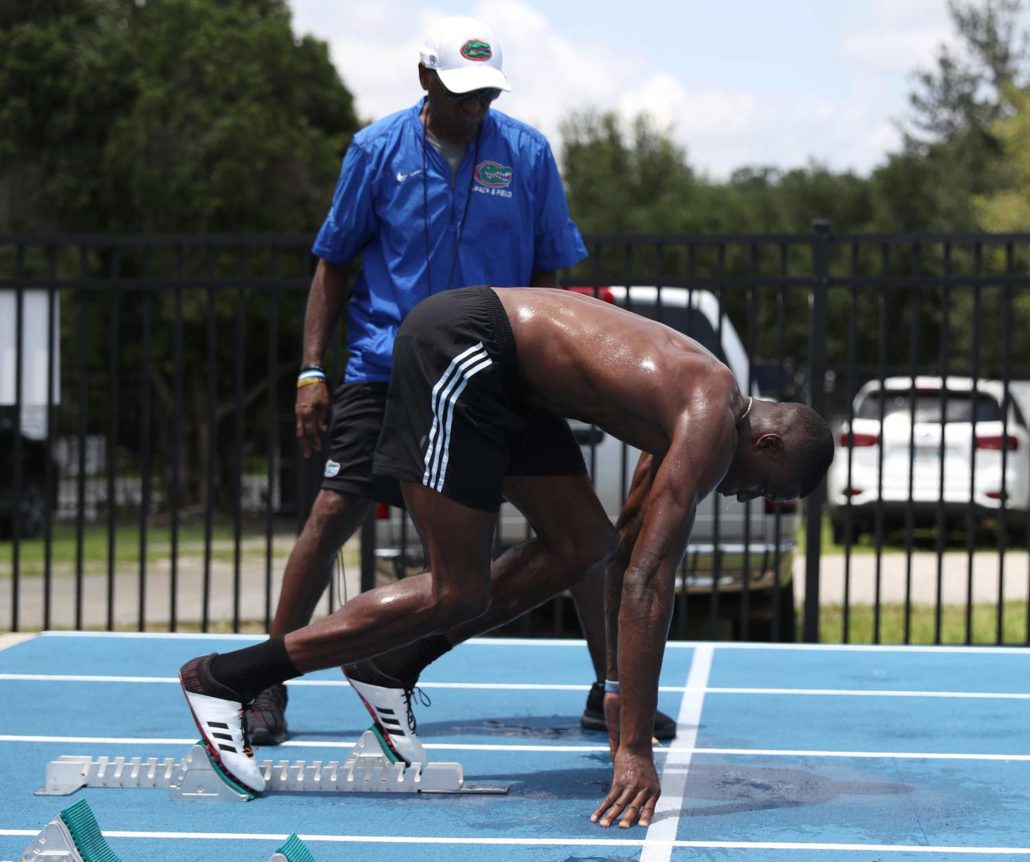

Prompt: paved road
xmin=795 ymin=549 xmax=1030 ymax=605
xmin=3 ymin=538 xmax=1027 ymax=631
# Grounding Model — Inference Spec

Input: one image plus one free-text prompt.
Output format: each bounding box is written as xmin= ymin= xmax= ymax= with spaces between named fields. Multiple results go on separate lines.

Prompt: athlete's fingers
xmin=618 ymin=790 xmax=653 ymax=829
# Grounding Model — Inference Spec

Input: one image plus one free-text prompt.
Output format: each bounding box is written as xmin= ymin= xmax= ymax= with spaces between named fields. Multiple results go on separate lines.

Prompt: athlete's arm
xmin=592 ymin=391 xmax=734 ymax=829
xmin=296 ymin=259 xmax=349 ymax=458
xmin=602 ymin=452 xmax=657 ymax=758
xmin=591 ymin=446 xmax=696 ymax=830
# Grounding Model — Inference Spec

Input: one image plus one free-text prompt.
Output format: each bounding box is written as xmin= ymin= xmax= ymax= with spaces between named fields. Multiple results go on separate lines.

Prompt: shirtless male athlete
xmin=178 ymin=286 xmax=834 ymax=828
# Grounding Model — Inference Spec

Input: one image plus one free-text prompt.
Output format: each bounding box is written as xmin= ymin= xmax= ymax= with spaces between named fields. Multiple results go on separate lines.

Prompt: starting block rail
xmin=35 ymin=730 xmax=508 ymax=801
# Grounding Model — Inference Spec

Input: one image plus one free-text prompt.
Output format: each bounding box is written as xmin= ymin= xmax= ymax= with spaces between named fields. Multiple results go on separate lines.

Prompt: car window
xmin=855 ymin=390 xmax=1004 ymax=423
xmin=620 ymin=299 xmax=728 ymax=364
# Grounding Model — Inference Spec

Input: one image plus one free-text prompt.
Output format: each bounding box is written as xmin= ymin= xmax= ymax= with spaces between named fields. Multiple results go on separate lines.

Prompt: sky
xmin=286 ymin=0 xmax=974 ymax=180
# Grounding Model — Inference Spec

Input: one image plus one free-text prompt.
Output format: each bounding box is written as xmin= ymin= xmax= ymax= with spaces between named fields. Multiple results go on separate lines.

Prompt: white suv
xmin=829 ymin=376 xmax=1030 ymax=542
xmin=375 ymin=286 xmax=801 ymax=639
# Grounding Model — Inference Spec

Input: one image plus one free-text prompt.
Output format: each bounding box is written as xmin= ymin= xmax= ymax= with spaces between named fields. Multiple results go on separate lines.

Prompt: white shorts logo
xmin=324 ymin=460 xmax=341 ymax=478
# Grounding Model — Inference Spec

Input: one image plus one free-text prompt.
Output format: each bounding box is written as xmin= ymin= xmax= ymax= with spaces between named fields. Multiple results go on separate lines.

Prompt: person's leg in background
xmin=506 ymin=414 xmax=677 ymax=739
xmin=247 ymin=381 xmax=389 ymax=744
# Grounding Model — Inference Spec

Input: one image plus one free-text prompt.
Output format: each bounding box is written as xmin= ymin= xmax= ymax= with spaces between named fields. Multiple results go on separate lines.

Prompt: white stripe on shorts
xmin=422 ymin=343 xmax=493 ymax=492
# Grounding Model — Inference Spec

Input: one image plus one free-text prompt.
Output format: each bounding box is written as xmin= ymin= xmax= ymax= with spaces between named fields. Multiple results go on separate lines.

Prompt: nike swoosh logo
xmin=396 ymin=169 xmax=424 ymax=183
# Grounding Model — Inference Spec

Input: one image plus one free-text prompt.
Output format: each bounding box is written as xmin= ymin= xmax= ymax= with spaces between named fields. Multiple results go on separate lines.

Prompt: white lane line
xmin=0 ymin=734 xmax=608 ymax=753
xmin=4 ymin=734 xmax=1030 ymax=761
xmin=2 ymin=829 xmax=1029 ymax=854
xmin=6 ymin=674 xmax=1030 ymax=701
xmin=641 ymin=643 xmax=713 ymax=862
xmin=35 ymin=632 xmax=1030 ymax=656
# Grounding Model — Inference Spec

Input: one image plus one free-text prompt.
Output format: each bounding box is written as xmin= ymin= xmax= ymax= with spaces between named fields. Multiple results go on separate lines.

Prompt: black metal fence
xmin=3 ymin=226 xmax=1030 ymax=644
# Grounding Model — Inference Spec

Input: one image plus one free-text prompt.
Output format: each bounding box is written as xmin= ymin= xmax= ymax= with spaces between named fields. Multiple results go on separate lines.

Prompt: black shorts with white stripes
xmin=372 ymin=286 xmax=584 ymax=512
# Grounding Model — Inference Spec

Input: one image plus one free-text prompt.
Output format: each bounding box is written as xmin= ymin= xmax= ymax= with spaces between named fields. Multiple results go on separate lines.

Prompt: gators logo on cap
xmin=460 ymin=39 xmax=492 ymax=61
xmin=475 ymin=160 xmax=513 ymax=188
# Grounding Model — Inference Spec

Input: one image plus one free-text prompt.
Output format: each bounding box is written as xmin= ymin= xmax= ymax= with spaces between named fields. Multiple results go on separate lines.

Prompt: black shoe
xmin=580 ymin=681 xmax=678 ymax=741
xmin=245 ymin=683 xmax=288 ymax=746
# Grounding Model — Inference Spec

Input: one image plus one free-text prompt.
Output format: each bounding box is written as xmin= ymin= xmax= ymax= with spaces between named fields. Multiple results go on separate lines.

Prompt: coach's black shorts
xmin=321 ymin=381 xmax=405 ymax=508
xmin=373 ymin=286 xmax=586 ymax=512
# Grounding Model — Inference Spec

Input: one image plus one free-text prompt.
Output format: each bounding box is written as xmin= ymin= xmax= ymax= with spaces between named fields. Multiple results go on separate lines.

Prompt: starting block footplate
xmin=36 ymin=730 xmax=509 ymax=801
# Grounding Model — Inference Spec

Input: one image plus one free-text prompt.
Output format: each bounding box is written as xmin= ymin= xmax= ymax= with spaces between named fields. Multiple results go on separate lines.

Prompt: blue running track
xmin=3 ymin=632 xmax=1030 ymax=861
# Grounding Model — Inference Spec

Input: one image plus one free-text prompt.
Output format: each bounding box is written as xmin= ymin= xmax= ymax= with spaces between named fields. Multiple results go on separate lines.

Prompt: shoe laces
xmin=237 ymin=707 xmax=255 ymax=757
xmin=403 ymin=686 xmax=431 ymax=734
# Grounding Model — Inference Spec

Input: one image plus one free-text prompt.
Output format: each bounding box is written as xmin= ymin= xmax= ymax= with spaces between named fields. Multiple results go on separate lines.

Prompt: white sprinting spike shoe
xmin=344 ymin=661 xmax=427 ymax=767
xmin=179 ymin=655 xmax=266 ymax=794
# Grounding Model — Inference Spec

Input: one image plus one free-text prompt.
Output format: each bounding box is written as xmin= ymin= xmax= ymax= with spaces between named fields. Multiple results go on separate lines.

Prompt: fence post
xmin=804 ymin=219 xmax=831 ymax=642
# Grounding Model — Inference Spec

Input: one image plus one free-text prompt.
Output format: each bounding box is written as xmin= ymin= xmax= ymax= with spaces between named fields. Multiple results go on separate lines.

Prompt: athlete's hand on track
xmin=296 ymin=380 xmax=330 ymax=458
xmin=591 ymin=747 xmax=661 ymax=828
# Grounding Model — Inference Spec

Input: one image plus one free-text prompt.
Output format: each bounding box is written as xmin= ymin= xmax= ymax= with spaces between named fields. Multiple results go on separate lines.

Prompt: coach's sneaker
xmin=581 ymin=681 xmax=678 ymax=741
xmin=179 ymin=654 xmax=266 ymax=794
xmin=343 ymin=659 xmax=427 ymax=766
xmin=246 ymin=684 xmax=289 ymax=746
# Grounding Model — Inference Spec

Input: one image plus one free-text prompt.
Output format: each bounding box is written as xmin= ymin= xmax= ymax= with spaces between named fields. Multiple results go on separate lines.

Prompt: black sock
xmin=209 ymin=636 xmax=300 ymax=701
xmin=374 ymin=634 xmax=453 ymax=686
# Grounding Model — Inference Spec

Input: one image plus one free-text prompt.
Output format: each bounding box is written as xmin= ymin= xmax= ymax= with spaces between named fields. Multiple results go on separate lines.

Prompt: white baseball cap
xmin=419 ymin=16 xmax=511 ymax=94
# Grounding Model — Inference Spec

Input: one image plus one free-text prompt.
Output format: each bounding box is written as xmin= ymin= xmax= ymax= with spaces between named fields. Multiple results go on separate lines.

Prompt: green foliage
xmin=975 ymin=85 xmax=1030 ymax=229
xmin=0 ymin=0 xmax=358 ymax=233
xmin=897 ymin=0 xmax=1029 ymax=230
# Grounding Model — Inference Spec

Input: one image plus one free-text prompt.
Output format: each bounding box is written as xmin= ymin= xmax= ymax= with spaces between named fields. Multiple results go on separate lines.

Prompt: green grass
xmin=0 ymin=523 xmax=297 ymax=578
xmin=817 ymin=600 xmax=1030 ymax=644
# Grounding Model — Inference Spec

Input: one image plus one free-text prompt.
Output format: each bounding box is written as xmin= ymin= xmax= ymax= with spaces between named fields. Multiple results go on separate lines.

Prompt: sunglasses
xmin=440 ymin=82 xmax=501 ymax=107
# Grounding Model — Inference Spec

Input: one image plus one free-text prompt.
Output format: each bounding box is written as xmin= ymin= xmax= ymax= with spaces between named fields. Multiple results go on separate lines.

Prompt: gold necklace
xmin=737 ymin=396 xmax=753 ymax=426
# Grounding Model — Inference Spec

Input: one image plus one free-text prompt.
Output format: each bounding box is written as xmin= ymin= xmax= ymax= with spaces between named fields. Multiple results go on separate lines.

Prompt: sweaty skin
xmin=494 ymin=287 xmax=744 ymax=828
xmin=282 ymin=286 xmax=811 ymax=830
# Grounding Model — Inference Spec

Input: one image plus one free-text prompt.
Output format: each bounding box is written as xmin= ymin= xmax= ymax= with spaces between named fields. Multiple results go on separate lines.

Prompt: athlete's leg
xmin=284 ymin=481 xmax=496 ymax=671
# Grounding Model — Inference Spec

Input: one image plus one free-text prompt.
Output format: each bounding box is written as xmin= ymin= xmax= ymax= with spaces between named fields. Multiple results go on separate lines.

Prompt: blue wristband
xmin=604 ymin=679 xmax=620 ymax=695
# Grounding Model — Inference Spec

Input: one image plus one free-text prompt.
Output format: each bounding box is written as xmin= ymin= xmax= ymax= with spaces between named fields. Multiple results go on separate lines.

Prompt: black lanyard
xmin=421 ymin=115 xmax=481 ymax=295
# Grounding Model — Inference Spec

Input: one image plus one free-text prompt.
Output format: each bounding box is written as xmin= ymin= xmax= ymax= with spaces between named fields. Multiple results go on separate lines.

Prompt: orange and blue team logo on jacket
xmin=474 ymin=161 xmax=513 ymax=188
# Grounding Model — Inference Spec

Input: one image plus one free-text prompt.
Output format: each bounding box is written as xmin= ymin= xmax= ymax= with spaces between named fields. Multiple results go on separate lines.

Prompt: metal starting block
xmin=22 ymin=799 xmax=122 ymax=862
xmin=21 ymin=800 xmax=317 ymax=861
xmin=36 ymin=730 xmax=509 ymax=801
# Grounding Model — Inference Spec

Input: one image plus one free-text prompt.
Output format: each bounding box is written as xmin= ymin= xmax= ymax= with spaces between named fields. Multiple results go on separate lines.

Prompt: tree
xmin=900 ymin=0 xmax=1030 ymax=229
xmin=0 ymin=0 xmax=358 ymax=234
xmin=975 ymin=85 xmax=1030 ymax=229
xmin=0 ymin=1 xmax=361 ymax=514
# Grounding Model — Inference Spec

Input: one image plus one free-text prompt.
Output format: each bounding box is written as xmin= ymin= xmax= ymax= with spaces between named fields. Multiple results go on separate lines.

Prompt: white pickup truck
xmin=375 ymin=286 xmax=801 ymax=640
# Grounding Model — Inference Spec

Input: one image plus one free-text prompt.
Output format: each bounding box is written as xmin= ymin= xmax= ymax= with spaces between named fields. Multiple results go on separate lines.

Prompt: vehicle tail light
xmin=764 ymin=499 xmax=799 ymax=514
xmin=376 ymin=502 xmax=391 ymax=519
xmin=567 ymin=286 xmax=615 ymax=303
xmin=975 ymin=435 xmax=1019 ymax=451
xmin=839 ymin=431 xmax=879 ymax=447
xmin=843 ymin=487 xmax=864 ymax=497
xmin=987 ymin=490 xmax=1008 ymax=500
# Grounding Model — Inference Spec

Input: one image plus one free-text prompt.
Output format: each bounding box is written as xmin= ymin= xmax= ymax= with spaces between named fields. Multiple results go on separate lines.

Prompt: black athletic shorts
xmin=373 ymin=286 xmax=586 ymax=512
xmin=321 ymin=381 xmax=405 ymax=508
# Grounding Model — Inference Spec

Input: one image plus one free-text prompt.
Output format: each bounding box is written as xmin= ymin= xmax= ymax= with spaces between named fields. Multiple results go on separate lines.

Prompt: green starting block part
xmin=22 ymin=798 xmax=122 ymax=862
xmin=268 ymin=833 xmax=317 ymax=862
